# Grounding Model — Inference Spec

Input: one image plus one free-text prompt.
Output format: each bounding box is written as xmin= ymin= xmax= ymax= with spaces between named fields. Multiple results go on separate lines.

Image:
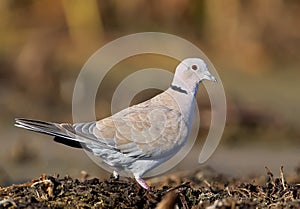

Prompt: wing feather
xmin=90 ymin=93 xmax=189 ymax=158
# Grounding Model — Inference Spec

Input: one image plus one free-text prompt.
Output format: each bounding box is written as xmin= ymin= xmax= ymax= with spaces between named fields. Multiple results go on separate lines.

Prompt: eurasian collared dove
xmin=15 ymin=58 xmax=216 ymax=189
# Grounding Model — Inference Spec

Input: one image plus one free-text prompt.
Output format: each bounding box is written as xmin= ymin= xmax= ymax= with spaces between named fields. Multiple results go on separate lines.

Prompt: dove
xmin=15 ymin=58 xmax=216 ymax=189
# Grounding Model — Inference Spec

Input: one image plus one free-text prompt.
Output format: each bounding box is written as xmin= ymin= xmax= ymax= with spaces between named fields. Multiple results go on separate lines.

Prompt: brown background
xmin=0 ymin=0 xmax=299 ymax=186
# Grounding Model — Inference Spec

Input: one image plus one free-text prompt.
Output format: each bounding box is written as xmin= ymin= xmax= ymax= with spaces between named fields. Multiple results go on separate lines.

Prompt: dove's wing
xmin=75 ymin=92 xmax=189 ymax=159
xmin=91 ymin=107 xmax=187 ymax=159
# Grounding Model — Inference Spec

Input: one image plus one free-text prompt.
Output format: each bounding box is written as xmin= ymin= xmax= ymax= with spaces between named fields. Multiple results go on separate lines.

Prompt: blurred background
xmin=0 ymin=0 xmax=299 ymax=185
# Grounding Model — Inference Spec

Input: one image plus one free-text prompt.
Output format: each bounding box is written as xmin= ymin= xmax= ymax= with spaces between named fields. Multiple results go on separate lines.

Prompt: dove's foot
xmin=112 ymin=170 xmax=119 ymax=180
xmin=135 ymin=176 xmax=150 ymax=190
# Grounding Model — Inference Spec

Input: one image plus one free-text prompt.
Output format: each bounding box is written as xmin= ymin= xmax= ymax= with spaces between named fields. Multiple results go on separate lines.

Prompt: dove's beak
xmin=202 ymin=72 xmax=217 ymax=82
xmin=210 ymin=75 xmax=217 ymax=82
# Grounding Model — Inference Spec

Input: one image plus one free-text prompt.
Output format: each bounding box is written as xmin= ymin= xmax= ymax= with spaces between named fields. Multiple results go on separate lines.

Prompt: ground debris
xmin=0 ymin=167 xmax=299 ymax=208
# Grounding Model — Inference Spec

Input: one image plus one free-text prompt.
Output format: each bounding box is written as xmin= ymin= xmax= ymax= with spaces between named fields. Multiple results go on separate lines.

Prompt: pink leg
xmin=135 ymin=176 xmax=150 ymax=190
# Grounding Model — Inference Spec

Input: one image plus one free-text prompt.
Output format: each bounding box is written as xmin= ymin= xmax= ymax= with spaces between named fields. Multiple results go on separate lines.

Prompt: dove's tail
xmin=14 ymin=118 xmax=83 ymax=149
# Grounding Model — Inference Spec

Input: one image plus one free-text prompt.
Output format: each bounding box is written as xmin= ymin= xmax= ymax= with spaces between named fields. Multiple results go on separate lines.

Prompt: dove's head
xmin=172 ymin=58 xmax=216 ymax=93
xmin=177 ymin=58 xmax=217 ymax=83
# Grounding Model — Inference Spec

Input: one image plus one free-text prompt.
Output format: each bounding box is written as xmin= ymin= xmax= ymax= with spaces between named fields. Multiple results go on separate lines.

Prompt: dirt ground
xmin=0 ymin=166 xmax=299 ymax=209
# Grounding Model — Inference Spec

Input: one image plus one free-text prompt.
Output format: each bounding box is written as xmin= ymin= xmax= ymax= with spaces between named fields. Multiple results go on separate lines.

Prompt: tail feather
xmin=14 ymin=118 xmax=83 ymax=149
xmin=15 ymin=118 xmax=71 ymax=139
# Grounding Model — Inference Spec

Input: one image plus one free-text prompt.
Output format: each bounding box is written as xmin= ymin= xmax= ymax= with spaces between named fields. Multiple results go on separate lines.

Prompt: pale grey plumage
xmin=15 ymin=58 xmax=216 ymax=189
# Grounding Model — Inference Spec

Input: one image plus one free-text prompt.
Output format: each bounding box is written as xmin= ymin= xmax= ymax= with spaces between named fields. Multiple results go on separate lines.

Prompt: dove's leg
xmin=113 ymin=170 xmax=119 ymax=179
xmin=134 ymin=176 xmax=150 ymax=189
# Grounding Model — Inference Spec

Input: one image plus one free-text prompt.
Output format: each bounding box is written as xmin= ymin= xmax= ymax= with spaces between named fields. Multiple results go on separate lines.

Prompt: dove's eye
xmin=191 ymin=64 xmax=198 ymax=70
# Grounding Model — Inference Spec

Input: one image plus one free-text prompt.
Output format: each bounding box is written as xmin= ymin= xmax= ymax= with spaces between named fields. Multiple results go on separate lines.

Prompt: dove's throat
xmin=170 ymin=75 xmax=199 ymax=96
xmin=168 ymin=77 xmax=199 ymax=124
